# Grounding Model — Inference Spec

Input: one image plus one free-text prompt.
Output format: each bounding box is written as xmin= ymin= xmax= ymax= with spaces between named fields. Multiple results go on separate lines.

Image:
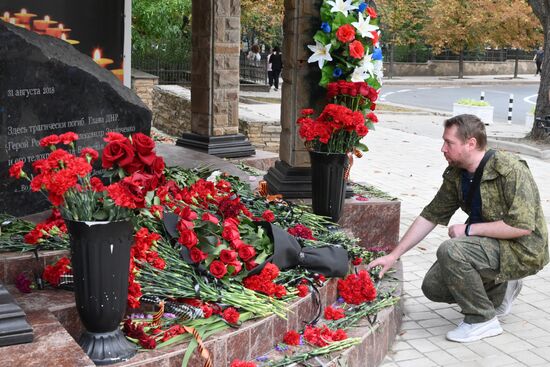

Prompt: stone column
xmin=264 ymin=0 xmax=325 ymax=197
xmin=177 ymin=0 xmax=255 ymax=158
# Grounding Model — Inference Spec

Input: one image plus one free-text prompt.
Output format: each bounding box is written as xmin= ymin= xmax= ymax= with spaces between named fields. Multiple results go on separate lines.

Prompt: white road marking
xmin=524 ymin=94 xmax=538 ymax=105
xmin=397 ymin=89 xmax=411 ymax=93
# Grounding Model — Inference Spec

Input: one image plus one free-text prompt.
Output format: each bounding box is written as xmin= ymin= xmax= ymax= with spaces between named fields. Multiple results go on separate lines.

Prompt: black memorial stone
xmin=0 ymin=22 xmax=151 ymax=217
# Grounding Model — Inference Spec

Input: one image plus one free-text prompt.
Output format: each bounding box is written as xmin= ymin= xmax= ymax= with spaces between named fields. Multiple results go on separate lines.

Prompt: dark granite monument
xmin=0 ymin=21 xmax=151 ymax=217
xmin=0 ymin=21 xmax=151 ymax=348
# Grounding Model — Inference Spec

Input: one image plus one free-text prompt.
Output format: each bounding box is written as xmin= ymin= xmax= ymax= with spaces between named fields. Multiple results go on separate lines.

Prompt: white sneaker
xmin=496 ymin=279 xmax=523 ymax=317
xmin=446 ymin=317 xmax=503 ymax=343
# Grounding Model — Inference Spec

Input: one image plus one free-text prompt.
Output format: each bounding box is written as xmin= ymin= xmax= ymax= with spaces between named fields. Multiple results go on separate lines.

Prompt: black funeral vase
xmin=309 ymin=151 xmax=349 ymax=223
xmin=66 ymin=219 xmax=136 ymax=365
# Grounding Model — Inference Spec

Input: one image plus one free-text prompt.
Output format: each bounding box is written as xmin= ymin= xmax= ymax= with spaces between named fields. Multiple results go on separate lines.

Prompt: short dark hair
xmin=444 ymin=114 xmax=487 ymax=149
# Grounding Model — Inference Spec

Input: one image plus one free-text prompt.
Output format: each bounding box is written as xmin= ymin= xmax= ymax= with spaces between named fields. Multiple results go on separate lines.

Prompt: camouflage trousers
xmin=421 ymin=236 xmax=507 ymax=324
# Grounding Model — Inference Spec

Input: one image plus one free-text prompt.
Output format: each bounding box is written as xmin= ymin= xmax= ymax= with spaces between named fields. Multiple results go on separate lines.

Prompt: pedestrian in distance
xmin=268 ymin=46 xmax=282 ymax=91
xmin=267 ymin=48 xmax=273 ymax=89
xmin=368 ymin=114 xmax=548 ymax=343
xmin=534 ymin=46 xmax=544 ymax=76
xmin=247 ymin=44 xmax=261 ymax=66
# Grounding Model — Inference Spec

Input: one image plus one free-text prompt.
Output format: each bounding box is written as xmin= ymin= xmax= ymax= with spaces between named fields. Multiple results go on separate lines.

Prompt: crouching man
xmin=368 ymin=114 xmax=548 ymax=343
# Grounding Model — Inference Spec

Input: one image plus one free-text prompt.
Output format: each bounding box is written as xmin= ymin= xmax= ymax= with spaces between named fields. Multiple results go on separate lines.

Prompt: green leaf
xmin=320 ymin=65 xmax=334 ymax=88
xmin=356 ymin=142 xmax=369 ymax=152
xmin=313 ymin=31 xmax=331 ymax=45
xmin=92 ymin=209 xmax=109 ymax=221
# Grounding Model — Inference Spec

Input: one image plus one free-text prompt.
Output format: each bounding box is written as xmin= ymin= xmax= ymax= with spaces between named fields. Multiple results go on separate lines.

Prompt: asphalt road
xmin=380 ymin=84 xmax=539 ymax=125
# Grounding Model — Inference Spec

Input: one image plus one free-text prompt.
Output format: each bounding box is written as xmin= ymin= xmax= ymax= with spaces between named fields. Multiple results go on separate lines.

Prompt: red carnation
xmin=230 ymin=360 xmax=256 ymax=367
xmin=8 ymin=161 xmax=25 ymax=178
xmin=297 ymin=284 xmax=309 ymax=297
xmin=80 ymin=148 xmax=99 ymax=163
xmin=367 ymin=6 xmax=377 ymax=18
xmin=210 ymin=260 xmax=228 ymax=279
xmin=300 ymin=108 xmax=315 ymax=116
xmin=336 ymin=24 xmax=356 ymax=43
xmin=222 ymin=307 xmax=240 ymax=324
xmin=352 ymin=258 xmax=363 ymax=266
xmin=39 ymin=134 xmax=60 ymax=147
xmin=59 ymin=132 xmax=79 ymax=145
xmin=324 ymin=306 xmax=345 ymax=320
xmin=261 ymin=209 xmax=275 ymax=222
xmin=283 ymin=330 xmax=301 ymax=346
xmin=349 ymin=40 xmax=365 ymax=59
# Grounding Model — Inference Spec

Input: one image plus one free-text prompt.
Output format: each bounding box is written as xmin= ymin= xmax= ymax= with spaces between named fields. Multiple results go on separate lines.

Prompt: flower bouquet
xmin=9 ymin=131 xmax=166 ymax=365
xmin=300 ymin=0 xmax=382 ymax=222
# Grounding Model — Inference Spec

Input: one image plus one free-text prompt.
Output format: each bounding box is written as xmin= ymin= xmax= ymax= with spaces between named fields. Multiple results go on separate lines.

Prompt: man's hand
xmin=448 ymin=223 xmax=467 ymax=238
xmin=367 ymin=253 xmax=397 ymax=279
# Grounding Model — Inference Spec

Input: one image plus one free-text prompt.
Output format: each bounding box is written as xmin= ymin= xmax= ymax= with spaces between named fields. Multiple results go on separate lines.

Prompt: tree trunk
xmin=514 ymin=49 xmax=519 ymax=79
xmin=531 ymin=21 xmax=549 ymax=138
xmin=527 ymin=0 xmax=548 ymax=139
xmin=389 ymin=43 xmax=394 ymax=79
xmin=458 ymin=49 xmax=464 ymax=79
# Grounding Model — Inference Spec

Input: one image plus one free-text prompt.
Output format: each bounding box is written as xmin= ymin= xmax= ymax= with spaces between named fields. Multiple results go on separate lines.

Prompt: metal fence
xmin=132 ymin=54 xmax=191 ymax=85
xmin=391 ymin=47 xmax=536 ymax=63
xmin=132 ymin=53 xmax=270 ymax=85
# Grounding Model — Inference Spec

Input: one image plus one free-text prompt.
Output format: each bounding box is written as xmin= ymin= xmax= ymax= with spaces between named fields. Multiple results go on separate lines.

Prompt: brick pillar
xmin=177 ymin=0 xmax=255 ymax=158
xmin=264 ymin=0 xmax=325 ymax=197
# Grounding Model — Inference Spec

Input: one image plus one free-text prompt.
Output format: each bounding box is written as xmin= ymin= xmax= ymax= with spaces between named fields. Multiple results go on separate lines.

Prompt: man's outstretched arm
xmin=367 ymin=216 xmax=436 ymax=278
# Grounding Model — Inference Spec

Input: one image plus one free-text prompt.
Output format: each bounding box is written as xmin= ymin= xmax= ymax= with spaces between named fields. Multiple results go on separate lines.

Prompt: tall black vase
xmin=66 ymin=219 xmax=136 ymax=365
xmin=309 ymin=151 xmax=349 ymax=223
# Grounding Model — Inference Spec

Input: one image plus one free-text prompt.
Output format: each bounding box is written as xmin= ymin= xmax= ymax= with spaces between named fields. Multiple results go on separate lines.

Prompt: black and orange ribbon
xmin=344 ymin=149 xmax=363 ymax=181
xmin=147 ymin=298 xmax=212 ymax=367
xmin=258 ymin=180 xmax=283 ymax=202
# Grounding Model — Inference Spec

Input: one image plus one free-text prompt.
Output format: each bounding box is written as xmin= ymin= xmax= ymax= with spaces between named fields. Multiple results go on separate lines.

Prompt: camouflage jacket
xmin=420 ymin=150 xmax=548 ymax=282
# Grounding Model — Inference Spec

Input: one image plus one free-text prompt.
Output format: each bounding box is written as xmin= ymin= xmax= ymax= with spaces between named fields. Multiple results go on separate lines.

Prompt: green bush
xmin=456 ymin=98 xmax=491 ymax=107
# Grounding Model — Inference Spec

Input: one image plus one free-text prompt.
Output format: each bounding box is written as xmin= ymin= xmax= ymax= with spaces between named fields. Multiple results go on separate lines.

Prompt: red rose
xmin=349 ymin=40 xmax=365 ymax=59
xmin=8 ymin=161 xmax=25 ymax=178
xmin=283 ymin=330 xmax=301 ymax=346
xmin=202 ymin=213 xmax=219 ymax=224
xmin=150 ymin=156 xmax=165 ymax=176
xmin=336 ymin=24 xmax=356 ymax=43
xmin=59 ymin=132 xmax=79 ymax=145
xmin=178 ymin=229 xmax=198 ymax=248
xmin=104 ymin=132 xmax=126 ymax=143
xmin=190 ymin=247 xmax=208 ymax=263
xmin=238 ymin=245 xmax=256 ymax=262
xmin=261 ymin=209 xmax=275 ymax=222
xmin=245 ymin=260 xmax=258 ymax=271
xmin=222 ymin=225 xmax=240 ymax=242
xmin=124 ymin=156 xmax=145 ymax=175
xmin=227 ymin=260 xmax=242 ymax=275
xmin=352 ymin=257 xmax=363 ymax=266
xmin=132 ymin=132 xmax=155 ymax=154
xmin=102 ymin=140 xmax=135 ymax=169
xmin=222 ymin=307 xmax=240 ymax=324
xmin=209 ymin=260 xmax=228 ymax=279
xmin=220 ymin=249 xmax=237 ymax=264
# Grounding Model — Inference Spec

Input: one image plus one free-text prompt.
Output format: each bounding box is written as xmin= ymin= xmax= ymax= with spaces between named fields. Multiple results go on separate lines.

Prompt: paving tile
xmin=424 ymin=350 xmax=459 ymax=365
xmin=494 ymin=340 xmax=534 ymax=353
xmin=465 ymin=341 xmax=501 ymax=357
xmin=401 ymin=321 xmax=423 ymax=330
xmin=417 ymin=318 xmax=453 ymax=329
xmin=445 ymin=345 xmax=481 ymax=361
xmin=407 ymin=338 xmax=440 ymax=353
xmin=509 ymin=350 xmax=548 ymax=366
xmin=391 ymin=340 xmax=414 ymax=352
xmin=392 ymin=349 xmax=424 ymax=362
xmin=396 ymin=357 xmax=438 ymax=367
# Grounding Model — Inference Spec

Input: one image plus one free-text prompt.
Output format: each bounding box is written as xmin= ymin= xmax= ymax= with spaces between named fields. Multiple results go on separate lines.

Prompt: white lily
xmin=373 ymin=60 xmax=384 ymax=81
xmin=307 ymin=41 xmax=333 ymax=69
xmin=351 ymin=51 xmax=375 ymax=82
xmin=326 ymin=0 xmax=358 ymax=17
xmin=352 ymin=13 xmax=379 ymax=39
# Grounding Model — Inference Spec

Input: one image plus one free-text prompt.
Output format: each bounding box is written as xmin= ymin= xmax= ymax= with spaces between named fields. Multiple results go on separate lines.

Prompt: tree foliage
xmin=376 ymin=0 xmax=429 ymax=46
xmin=241 ymin=0 xmax=284 ymax=48
xmin=132 ymin=0 xmax=192 ymax=59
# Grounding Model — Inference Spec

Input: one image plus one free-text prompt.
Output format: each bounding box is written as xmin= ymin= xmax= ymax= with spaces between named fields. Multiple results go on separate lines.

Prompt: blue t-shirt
xmin=461 ymin=171 xmax=482 ymax=223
